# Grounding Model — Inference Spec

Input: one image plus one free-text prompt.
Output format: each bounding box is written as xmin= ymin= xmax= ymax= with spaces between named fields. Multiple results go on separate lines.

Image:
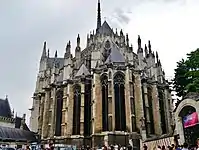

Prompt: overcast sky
xmin=0 ymin=0 xmax=199 ymax=125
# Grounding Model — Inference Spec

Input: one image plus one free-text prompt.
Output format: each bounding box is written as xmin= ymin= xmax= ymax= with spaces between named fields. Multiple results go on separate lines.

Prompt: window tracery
xmin=101 ymin=75 xmax=109 ymax=131
xmin=114 ymin=72 xmax=126 ymax=131
xmin=73 ymin=85 xmax=81 ymax=135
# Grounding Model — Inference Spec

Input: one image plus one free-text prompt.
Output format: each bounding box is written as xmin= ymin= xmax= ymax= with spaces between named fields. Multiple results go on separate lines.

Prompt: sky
xmin=0 ymin=0 xmax=199 ymax=125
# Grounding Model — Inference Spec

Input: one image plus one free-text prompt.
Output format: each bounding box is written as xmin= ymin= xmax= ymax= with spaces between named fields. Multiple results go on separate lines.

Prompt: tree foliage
xmin=173 ymin=49 xmax=199 ymax=97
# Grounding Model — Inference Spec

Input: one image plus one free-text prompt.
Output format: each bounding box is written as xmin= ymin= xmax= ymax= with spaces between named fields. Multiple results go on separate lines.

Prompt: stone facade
xmin=29 ymin=0 xmax=174 ymax=148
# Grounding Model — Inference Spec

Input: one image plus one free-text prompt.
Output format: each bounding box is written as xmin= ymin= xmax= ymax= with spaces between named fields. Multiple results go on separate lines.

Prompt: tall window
xmin=114 ymin=72 xmax=126 ymax=131
xmin=158 ymin=89 xmax=167 ymax=134
xmin=130 ymin=75 xmax=136 ymax=132
xmin=55 ymin=90 xmax=63 ymax=136
xmin=147 ymin=87 xmax=155 ymax=134
xmin=84 ymin=80 xmax=92 ymax=136
xmin=101 ymin=74 xmax=108 ymax=131
xmin=73 ymin=85 xmax=81 ymax=135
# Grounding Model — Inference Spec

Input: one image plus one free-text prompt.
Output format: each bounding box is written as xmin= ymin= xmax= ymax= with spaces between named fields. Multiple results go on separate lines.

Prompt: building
xmin=0 ymin=96 xmax=36 ymax=146
xmin=174 ymin=92 xmax=199 ymax=146
xmin=29 ymin=0 xmax=174 ymax=148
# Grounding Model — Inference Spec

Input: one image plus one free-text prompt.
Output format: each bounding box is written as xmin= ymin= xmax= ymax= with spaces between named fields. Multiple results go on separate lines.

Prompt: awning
xmin=0 ymin=126 xmax=37 ymax=142
xmin=141 ymin=136 xmax=174 ymax=150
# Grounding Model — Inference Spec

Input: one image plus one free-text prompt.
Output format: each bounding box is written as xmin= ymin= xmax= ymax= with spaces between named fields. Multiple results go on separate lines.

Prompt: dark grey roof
xmin=0 ymin=99 xmax=12 ymax=118
xmin=0 ymin=126 xmax=36 ymax=142
xmin=105 ymin=44 xmax=125 ymax=63
xmin=47 ymin=58 xmax=64 ymax=69
xmin=15 ymin=117 xmax=30 ymax=131
xmin=75 ymin=64 xmax=90 ymax=77
xmin=56 ymin=71 xmax=63 ymax=83
xmin=98 ymin=21 xmax=114 ymax=35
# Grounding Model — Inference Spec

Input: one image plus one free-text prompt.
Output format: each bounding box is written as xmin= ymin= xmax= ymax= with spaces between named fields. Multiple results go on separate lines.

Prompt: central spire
xmin=96 ymin=0 xmax=101 ymax=32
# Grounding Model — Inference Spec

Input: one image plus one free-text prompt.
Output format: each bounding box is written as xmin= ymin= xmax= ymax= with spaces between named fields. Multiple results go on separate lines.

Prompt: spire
xmin=126 ymin=34 xmax=129 ymax=46
xmin=5 ymin=95 xmax=8 ymax=100
xmin=96 ymin=0 xmax=101 ymax=32
xmin=42 ymin=41 xmax=47 ymax=58
xmin=55 ymin=50 xmax=57 ymax=58
xmin=148 ymin=40 xmax=152 ymax=53
xmin=156 ymin=51 xmax=159 ymax=61
xmin=120 ymin=29 xmax=123 ymax=36
xmin=144 ymin=44 xmax=148 ymax=56
xmin=64 ymin=41 xmax=71 ymax=58
xmin=138 ymin=35 xmax=141 ymax=49
xmin=47 ymin=49 xmax=50 ymax=58
xmin=77 ymin=34 xmax=80 ymax=47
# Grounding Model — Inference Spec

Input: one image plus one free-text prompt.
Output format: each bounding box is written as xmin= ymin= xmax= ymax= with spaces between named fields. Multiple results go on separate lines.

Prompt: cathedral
xmin=29 ymin=0 xmax=174 ymax=148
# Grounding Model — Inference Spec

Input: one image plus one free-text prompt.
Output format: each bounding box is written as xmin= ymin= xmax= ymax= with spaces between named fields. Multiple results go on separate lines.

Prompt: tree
xmin=173 ymin=49 xmax=199 ymax=97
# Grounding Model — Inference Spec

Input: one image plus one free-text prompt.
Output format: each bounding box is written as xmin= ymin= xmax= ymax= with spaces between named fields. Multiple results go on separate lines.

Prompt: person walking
xmin=181 ymin=143 xmax=189 ymax=150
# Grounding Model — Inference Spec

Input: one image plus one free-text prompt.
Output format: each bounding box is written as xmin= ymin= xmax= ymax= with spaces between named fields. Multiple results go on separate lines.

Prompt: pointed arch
xmin=73 ymin=84 xmax=81 ymax=135
xmin=130 ymin=74 xmax=136 ymax=131
xmin=147 ymin=86 xmax=155 ymax=134
xmin=101 ymin=74 xmax=109 ymax=131
xmin=55 ymin=90 xmax=63 ymax=136
xmin=114 ymin=72 xmax=126 ymax=131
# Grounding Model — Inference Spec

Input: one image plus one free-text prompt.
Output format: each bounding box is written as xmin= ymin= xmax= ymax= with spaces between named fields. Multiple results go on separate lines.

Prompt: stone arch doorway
xmin=177 ymin=104 xmax=199 ymax=145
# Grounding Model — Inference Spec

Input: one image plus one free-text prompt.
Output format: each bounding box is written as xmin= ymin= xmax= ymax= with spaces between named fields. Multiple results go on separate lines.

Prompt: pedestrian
xmin=161 ymin=145 xmax=166 ymax=150
xmin=157 ymin=145 xmax=161 ymax=150
xmin=196 ymin=138 xmax=199 ymax=150
xmin=181 ymin=143 xmax=188 ymax=150
xmin=143 ymin=144 xmax=147 ymax=150
xmin=26 ymin=146 xmax=30 ymax=150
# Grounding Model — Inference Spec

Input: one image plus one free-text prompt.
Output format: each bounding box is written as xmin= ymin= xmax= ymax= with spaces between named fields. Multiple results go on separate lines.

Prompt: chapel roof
xmin=75 ymin=64 xmax=90 ymax=77
xmin=98 ymin=21 xmax=114 ymax=35
xmin=0 ymin=98 xmax=12 ymax=118
xmin=105 ymin=43 xmax=125 ymax=63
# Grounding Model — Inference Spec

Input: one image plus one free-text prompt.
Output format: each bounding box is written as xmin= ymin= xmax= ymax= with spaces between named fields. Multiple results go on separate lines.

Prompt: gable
xmin=75 ymin=64 xmax=90 ymax=77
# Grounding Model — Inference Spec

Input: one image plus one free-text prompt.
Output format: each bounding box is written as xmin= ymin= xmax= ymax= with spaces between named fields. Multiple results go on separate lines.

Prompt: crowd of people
xmin=143 ymin=139 xmax=199 ymax=150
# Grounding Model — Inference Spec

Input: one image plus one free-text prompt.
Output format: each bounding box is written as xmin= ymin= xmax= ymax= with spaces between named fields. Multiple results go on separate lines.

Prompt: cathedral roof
xmin=47 ymin=58 xmax=64 ymax=69
xmin=56 ymin=71 xmax=63 ymax=83
xmin=98 ymin=21 xmax=114 ymax=35
xmin=0 ymin=98 xmax=12 ymax=118
xmin=105 ymin=44 xmax=125 ymax=63
xmin=75 ymin=64 xmax=90 ymax=77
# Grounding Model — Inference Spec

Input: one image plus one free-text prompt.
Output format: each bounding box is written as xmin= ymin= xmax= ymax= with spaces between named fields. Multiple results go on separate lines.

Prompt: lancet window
xmin=84 ymin=80 xmax=92 ymax=136
xmin=114 ymin=72 xmax=126 ymax=131
xmin=130 ymin=75 xmax=136 ymax=132
xmin=158 ymin=88 xmax=167 ymax=134
xmin=101 ymin=74 xmax=108 ymax=131
xmin=55 ymin=90 xmax=63 ymax=136
xmin=73 ymin=85 xmax=81 ymax=135
xmin=147 ymin=87 xmax=155 ymax=134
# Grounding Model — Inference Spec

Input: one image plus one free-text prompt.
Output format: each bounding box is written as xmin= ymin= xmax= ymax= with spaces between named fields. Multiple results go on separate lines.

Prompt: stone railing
xmin=0 ymin=116 xmax=15 ymax=123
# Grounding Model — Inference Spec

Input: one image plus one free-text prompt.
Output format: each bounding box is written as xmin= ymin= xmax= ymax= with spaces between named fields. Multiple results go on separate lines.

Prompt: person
xmin=26 ymin=146 xmax=30 ymax=150
xmin=182 ymin=143 xmax=188 ymax=150
xmin=40 ymin=145 xmax=45 ymax=150
xmin=196 ymin=138 xmax=199 ymax=150
xmin=143 ymin=144 xmax=147 ymax=150
xmin=157 ymin=146 xmax=161 ymax=150
xmin=49 ymin=143 xmax=54 ymax=150
xmin=161 ymin=145 xmax=166 ymax=150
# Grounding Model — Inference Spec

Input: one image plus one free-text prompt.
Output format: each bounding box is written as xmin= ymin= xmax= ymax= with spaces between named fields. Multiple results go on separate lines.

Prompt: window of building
xmin=114 ymin=72 xmax=126 ymax=131
xmin=72 ymin=85 xmax=81 ymax=135
xmin=55 ymin=90 xmax=63 ymax=136
xmin=84 ymin=80 xmax=92 ymax=136
xmin=147 ymin=87 xmax=155 ymax=134
xmin=101 ymin=74 xmax=109 ymax=131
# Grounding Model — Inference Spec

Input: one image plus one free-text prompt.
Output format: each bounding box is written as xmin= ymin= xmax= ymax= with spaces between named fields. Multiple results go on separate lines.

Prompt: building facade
xmin=29 ymin=0 xmax=174 ymax=147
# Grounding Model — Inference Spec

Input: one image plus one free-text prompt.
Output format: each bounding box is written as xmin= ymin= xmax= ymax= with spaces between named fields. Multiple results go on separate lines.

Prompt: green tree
xmin=173 ymin=49 xmax=199 ymax=97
